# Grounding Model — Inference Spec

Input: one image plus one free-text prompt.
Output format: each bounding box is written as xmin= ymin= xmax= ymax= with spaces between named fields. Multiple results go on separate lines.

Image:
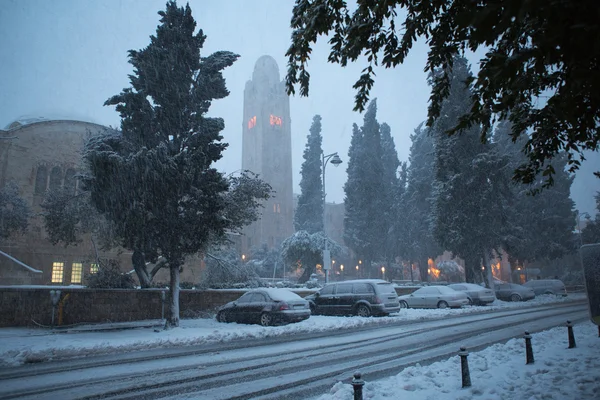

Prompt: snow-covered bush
xmin=87 ymin=260 xmax=135 ymax=289
xmin=199 ymin=247 xmax=261 ymax=289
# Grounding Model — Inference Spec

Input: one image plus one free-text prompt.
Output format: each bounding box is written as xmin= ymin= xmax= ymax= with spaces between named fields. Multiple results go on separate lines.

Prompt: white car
xmin=398 ymin=286 xmax=469 ymax=309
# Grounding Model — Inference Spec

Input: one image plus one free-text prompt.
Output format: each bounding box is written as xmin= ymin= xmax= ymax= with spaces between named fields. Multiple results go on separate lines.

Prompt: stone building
xmin=0 ymin=119 xmax=129 ymax=285
xmin=241 ymin=56 xmax=295 ymax=253
xmin=0 ymin=119 xmax=202 ymax=286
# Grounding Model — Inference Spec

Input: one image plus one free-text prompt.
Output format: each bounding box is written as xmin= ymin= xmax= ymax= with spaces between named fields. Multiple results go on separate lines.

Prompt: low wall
xmin=0 ymin=287 xmax=316 ymax=328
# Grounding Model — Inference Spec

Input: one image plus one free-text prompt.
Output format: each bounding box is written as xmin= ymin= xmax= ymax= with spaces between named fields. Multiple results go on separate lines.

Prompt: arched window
xmin=64 ymin=168 xmax=76 ymax=193
xmin=49 ymin=166 xmax=62 ymax=190
xmin=34 ymin=166 xmax=48 ymax=195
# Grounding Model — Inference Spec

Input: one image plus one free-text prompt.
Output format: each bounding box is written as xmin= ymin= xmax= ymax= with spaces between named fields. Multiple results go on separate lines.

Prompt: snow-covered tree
xmin=494 ymin=120 xmax=577 ymax=266
xmin=83 ymin=1 xmax=270 ymax=327
xmin=430 ymin=56 xmax=511 ymax=284
xmin=399 ymin=124 xmax=441 ymax=281
xmin=281 ymin=230 xmax=342 ymax=282
xmin=246 ymin=244 xmax=282 ymax=278
xmin=41 ymin=187 xmax=117 ymax=265
xmin=379 ymin=123 xmax=400 ymax=270
xmin=343 ymin=100 xmax=387 ymax=277
xmin=200 ymin=246 xmax=259 ymax=289
xmin=0 ymin=181 xmax=30 ymax=240
xmin=294 ymin=115 xmax=323 ymax=233
xmin=582 ymin=193 xmax=600 ymax=245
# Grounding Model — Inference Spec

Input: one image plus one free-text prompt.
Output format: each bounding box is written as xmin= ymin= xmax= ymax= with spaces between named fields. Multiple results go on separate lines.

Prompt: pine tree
xmin=379 ymin=123 xmax=400 ymax=272
xmin=400 ymin=124 xmax=441 ymax=281
xmin=83 ymin=1 xmax=269 ymax=327
xmin=343 ymin=100 xmax=386 ymax=277
xmin=430 ymin=56 xmax=511 ymax=284
xmin=294 ymin=115 xmax=324 ymax=233
xmin=581 ymin=193 xmax=600 ymax=245
xmin=494 ymin=120 xmax=577 ymax=266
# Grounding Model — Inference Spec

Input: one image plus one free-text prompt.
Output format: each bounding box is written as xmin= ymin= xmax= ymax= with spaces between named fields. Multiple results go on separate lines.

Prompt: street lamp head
xmin=330 ymin=154 xmax=342 ymax=166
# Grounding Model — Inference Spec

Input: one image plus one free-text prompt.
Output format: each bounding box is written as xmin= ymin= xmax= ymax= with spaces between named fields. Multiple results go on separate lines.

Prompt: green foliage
xmin=280 ymin=230 xmax=342 ymax=282
xmin=343 ymin=100 xmax=388 ymax=275
xmin=399 ymin=123 xmax=441 ymax=280
xmin=200 ymin=247 xmax=260 ymax=289
xmin=430 ymin=56 xmax=511 ymax=282
xmin=41 ymin=187 xmax=116 ymax=250
xmin=581 ymin=192 xmax=600 ymax=245
xmin=0 ymin=181 xmax=30 ymax=240
xmin=84 ymin=1 xmax=268 ymax=326
xmin=286 ymin=0 xmax=600 ymax=187
xmin=294 ymin=115 xmax=324 ymax=233
xmin=495 ymin=121 xmax=577 ymax=263
xmin=87 ymin=260 xmax=135 ymax=289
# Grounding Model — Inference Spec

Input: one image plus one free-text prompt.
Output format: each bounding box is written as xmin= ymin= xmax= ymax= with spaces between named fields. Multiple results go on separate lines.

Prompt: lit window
xmin=248 ymin=116 xmax=256 ymax=129
xmin=269 ymin=115 xmax=282 ymax=126
xmin=71 ymin=262 xmax=83 ymax=283
xmin=273 ymin=203 xmax=281 ymax=213
xmin=51 ymin=262 xmax=64 ymax=283
xmin=90 ymin=263 xmax=99 ymax=274
xmin=277 ymin=204 xmax=281 ymax=213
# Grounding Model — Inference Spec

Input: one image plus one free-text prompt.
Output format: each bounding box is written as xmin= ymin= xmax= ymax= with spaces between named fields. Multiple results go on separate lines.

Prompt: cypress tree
xmin=294 ymin=115 xmax=324 ymax=233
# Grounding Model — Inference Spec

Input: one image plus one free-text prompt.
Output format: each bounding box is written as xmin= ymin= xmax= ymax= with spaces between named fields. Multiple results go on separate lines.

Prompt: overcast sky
xmin=1 ymin=0 xmax=597 ymax=211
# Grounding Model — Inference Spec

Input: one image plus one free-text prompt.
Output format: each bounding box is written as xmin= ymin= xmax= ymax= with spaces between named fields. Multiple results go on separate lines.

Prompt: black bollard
xmin=567 ymin=321 xmax=576 ymax=348
xmin=352 ymin=371 xmax=365 ymax=400
xmin=458 ymin=346 xmax=472 ymax=388
xmin=524 ymin=331 xmax=534 ymax=364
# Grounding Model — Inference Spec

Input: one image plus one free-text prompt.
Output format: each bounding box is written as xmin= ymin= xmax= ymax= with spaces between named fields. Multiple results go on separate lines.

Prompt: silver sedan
xmin=398 ymin=286 xmax=469 ymax=309
xmin=448 ymin=283 xmax=496 ymax=305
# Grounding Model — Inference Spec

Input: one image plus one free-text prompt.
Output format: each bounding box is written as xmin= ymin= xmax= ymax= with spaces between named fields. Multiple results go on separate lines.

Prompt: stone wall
xmin=0 ymin=287 xmax=316 ymax=327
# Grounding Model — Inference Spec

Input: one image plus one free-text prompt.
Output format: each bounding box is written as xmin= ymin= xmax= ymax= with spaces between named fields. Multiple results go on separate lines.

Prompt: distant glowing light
xmin=269 ymin=115 xmax=282 ymax=126
xmin=248 ymin=116 xmax=256 ymax=129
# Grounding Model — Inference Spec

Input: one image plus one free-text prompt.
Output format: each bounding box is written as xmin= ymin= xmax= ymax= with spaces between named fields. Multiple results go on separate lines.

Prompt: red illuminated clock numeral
xmin=269 ymin=115 xmax=282 ymax=126
xmin=248 ymin=116 xmax=256 ymax=129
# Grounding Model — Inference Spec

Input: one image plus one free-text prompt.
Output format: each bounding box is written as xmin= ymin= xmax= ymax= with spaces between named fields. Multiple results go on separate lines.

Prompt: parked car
xmin=494 ymin=283 xmax=535 ymax=302
xmin=216 ymin=288 xmax=310 ymax=326
xmin=448 ymin=283 xmax=496 ymax=305
xmin=398 ymin=286 xmax=469 ymax=309
xmin=305 ymin=279 xmax=400 ymax=317
xmin=523 ymin=279 xmax=567 ymax=296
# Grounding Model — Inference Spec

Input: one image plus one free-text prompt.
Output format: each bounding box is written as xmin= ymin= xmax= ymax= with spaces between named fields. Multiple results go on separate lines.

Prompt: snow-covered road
xmin=0 ymin=296 xmax=590 ymax=400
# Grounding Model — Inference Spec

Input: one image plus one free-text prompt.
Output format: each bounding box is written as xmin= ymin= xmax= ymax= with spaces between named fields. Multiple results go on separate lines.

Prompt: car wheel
xmin=544 ymin=290 xmax=554 ymax=295
xmin=216 ymin=311 xmax=228 ymax=323
xmin=355 ymin=304 xmax=371 ymax=317
xmin=399 ymin=300 xmax=409 ymax=309
xmin=467 ymin=297 xmax=473 ymax=306
xmin=260 ymin=312 xmax=272 ymax=327
xmin=510 ymin=293 xmax=521 ymax=302
xmin=437 ymin=300 xmax=449 ymax=309
xmin=310 ymin=304 xmax=317 ymax=314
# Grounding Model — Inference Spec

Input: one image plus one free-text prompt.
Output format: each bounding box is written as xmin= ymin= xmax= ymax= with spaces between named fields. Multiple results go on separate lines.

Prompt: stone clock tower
xmin=241 ymin=55 xmax=294 ymax=252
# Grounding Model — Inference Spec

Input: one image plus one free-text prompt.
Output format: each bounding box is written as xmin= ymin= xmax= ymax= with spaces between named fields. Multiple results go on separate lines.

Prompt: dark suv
xmin=305 ymin=279 xmax=400 ymax=317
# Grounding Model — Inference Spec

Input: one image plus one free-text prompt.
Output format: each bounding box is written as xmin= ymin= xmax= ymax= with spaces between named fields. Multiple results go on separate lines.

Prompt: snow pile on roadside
xmin=0 ymin=293 xmax=586 ymax=367
xmin=318 ymin=321 xmax=600 ymax=400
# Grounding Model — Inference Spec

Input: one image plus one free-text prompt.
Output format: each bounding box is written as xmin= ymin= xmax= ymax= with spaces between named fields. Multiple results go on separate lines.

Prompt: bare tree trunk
xmin=132 ymin=249 xmax=152 ymax=288
xmin=419 ymin=257 xmax=429 ymax=282
xmin=464 ymin=256 xmax=480 ymax=283
xmin=483 ymin=251 xmax=495 ymax=291
xmin=166 ymin=264 xmax=180 ymax=328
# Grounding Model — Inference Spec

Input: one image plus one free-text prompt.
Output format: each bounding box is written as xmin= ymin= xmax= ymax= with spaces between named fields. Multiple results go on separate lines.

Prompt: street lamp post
xmin=322 ymin=151 xmax=342 ymax=284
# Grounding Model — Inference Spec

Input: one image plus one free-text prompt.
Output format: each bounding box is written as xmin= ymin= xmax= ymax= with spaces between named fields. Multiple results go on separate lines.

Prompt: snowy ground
xmin=1 ymin=293 xmax=598 ymax=400
xmin=317 ymin=320 xmax=600 ymax=400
